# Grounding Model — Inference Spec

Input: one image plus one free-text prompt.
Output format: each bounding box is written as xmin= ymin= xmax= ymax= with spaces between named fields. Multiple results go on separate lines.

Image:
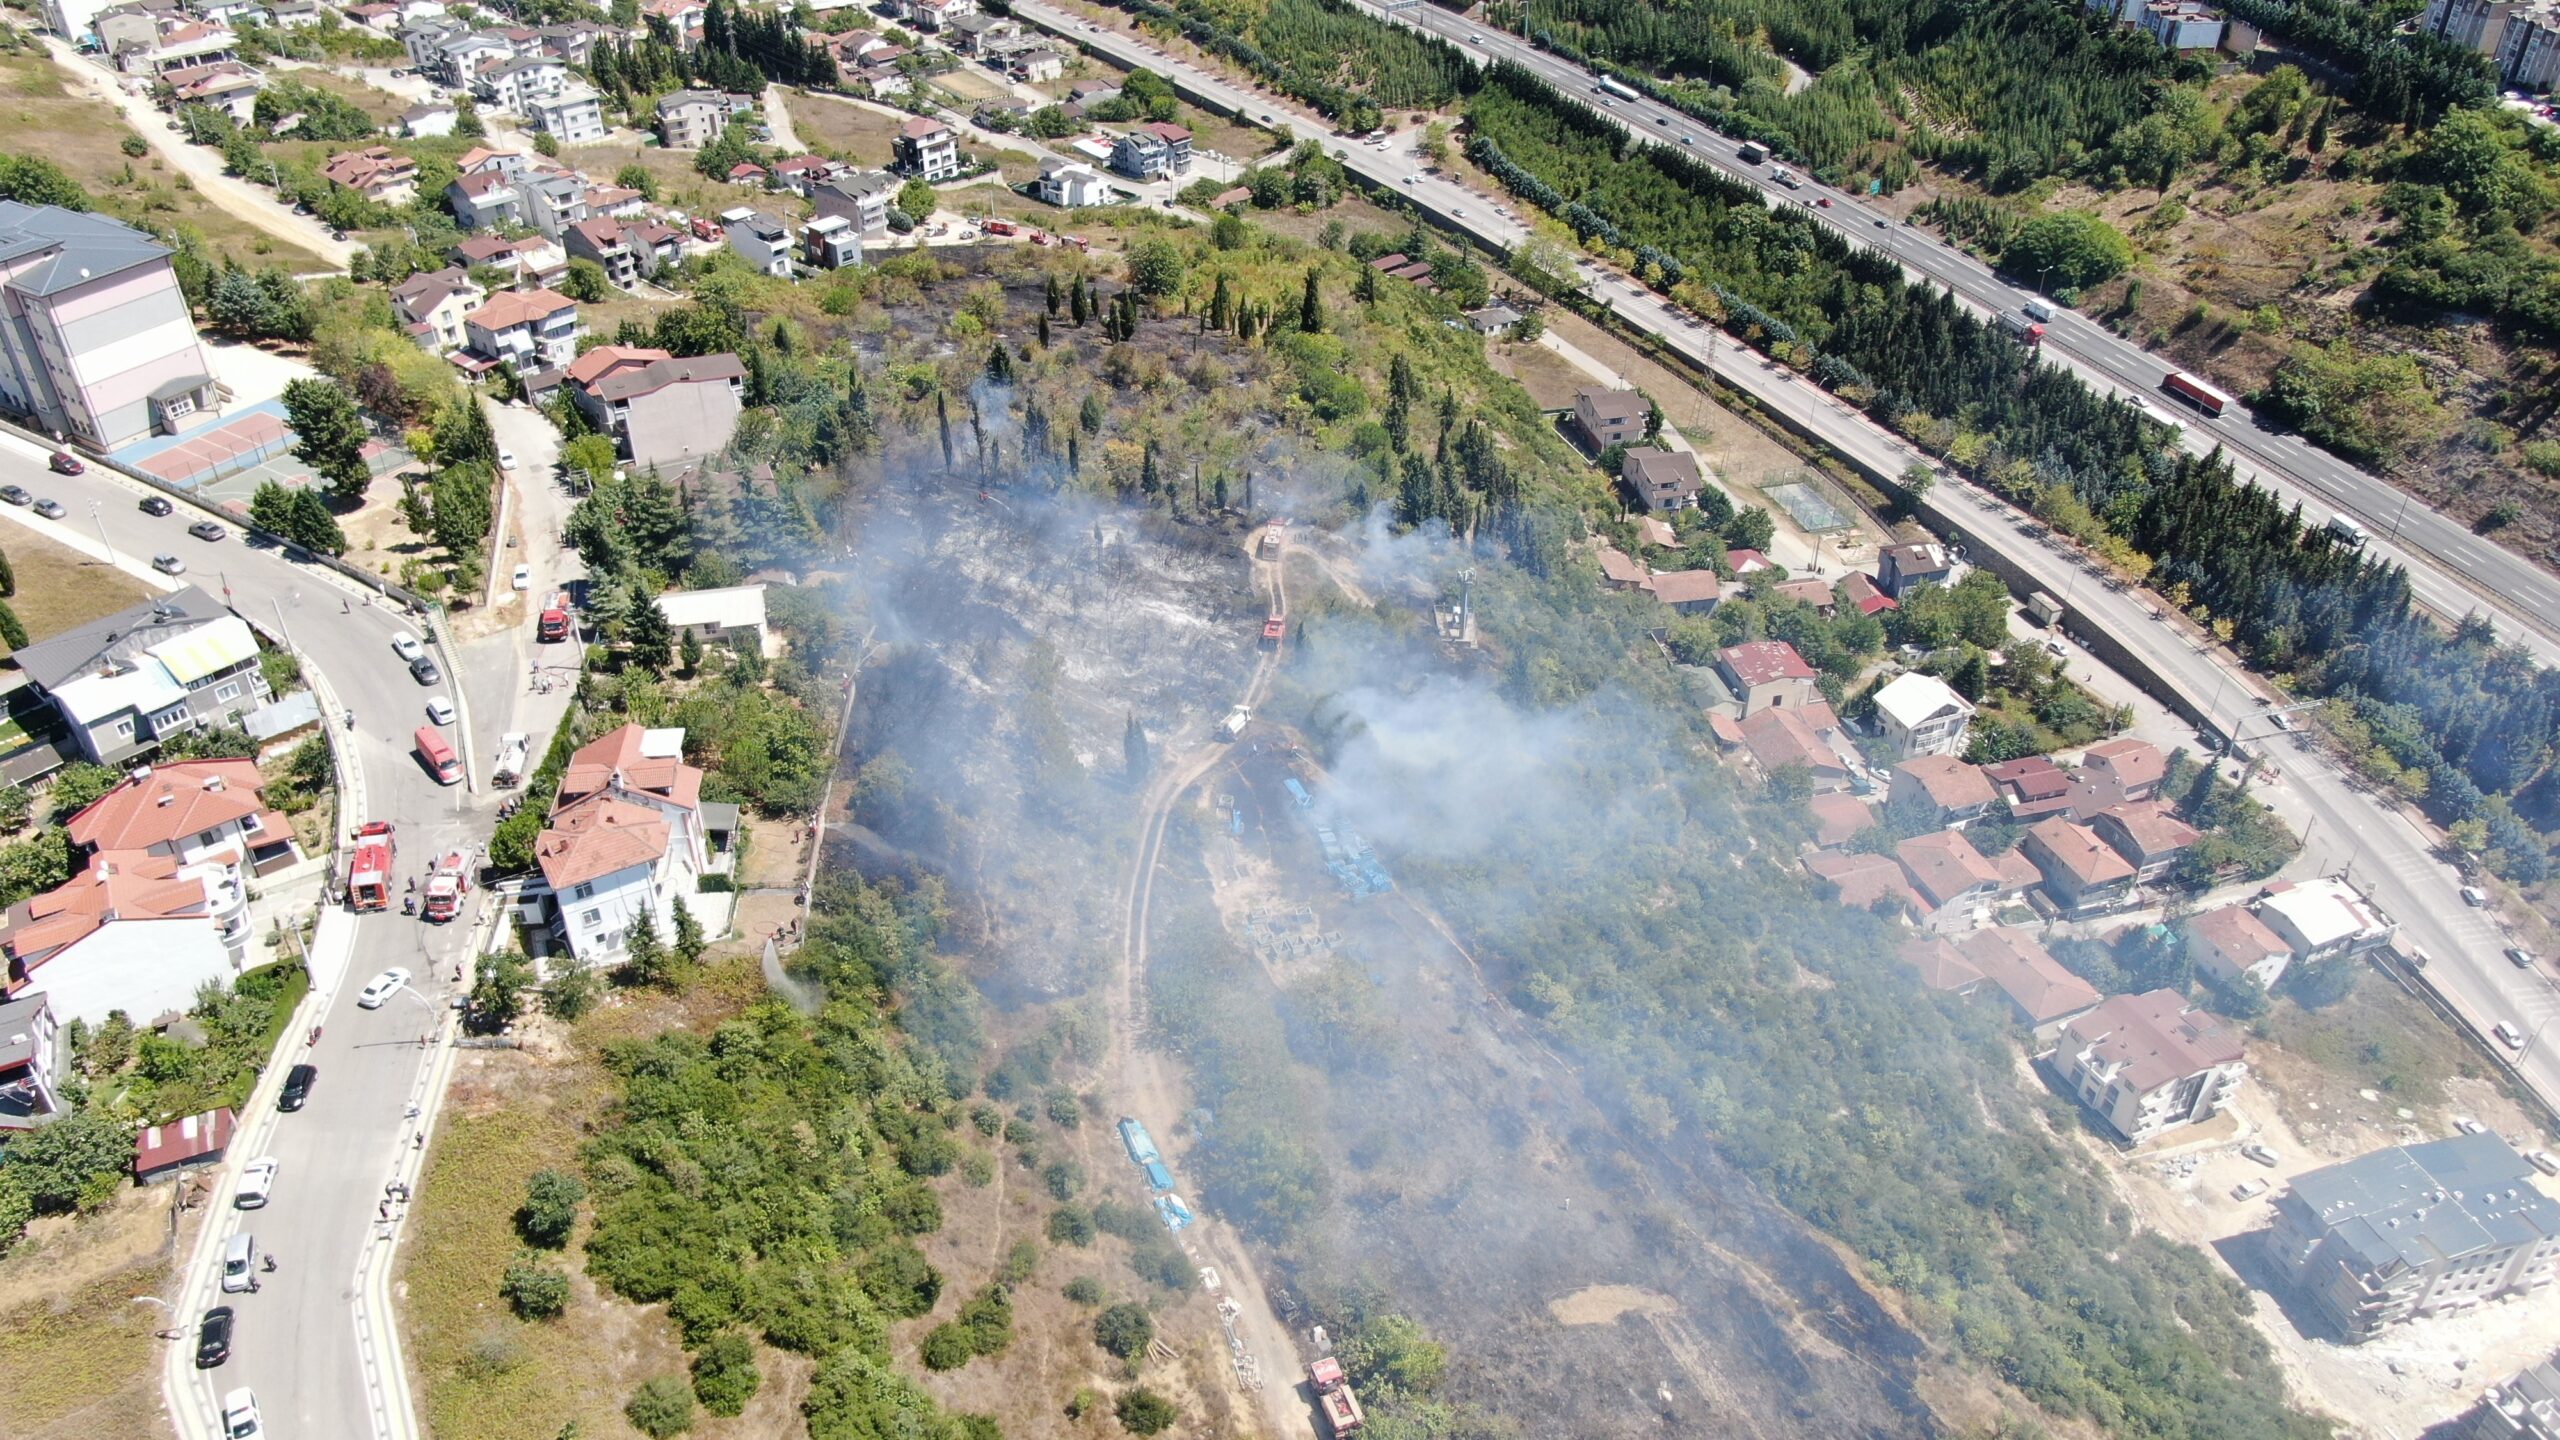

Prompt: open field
xmin=0 ymin=524 xmax=155 ymax=661
xmin=0 ymin=1185 xmax=182 ymax=1440
xmin=784 ymin=89 xmax=910 ymax=169
xmin=0 ymin=50 xmax=326 ymax=273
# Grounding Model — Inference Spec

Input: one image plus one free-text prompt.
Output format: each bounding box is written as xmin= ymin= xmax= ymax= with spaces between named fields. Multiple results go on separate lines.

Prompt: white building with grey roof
xmin=0 ymin=203 xmax=217 ymax=451
xmin=2469 ymin=1354 xmax=2560 ymax=1439
xmin=2267 ymin=1132 xmax=2560 ymax=1341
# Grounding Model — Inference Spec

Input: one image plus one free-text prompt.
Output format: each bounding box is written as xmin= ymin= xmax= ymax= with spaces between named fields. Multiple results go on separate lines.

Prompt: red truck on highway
xmin=348 ymin=822 xmax=395 ymax=911
xmin=421 ymin=849 xmax=471 ymax=923
xmin=2162 ymin=369 xmax=2232 ymax=418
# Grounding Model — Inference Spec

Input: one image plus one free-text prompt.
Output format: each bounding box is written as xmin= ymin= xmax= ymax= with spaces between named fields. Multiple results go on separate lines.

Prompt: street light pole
xmin=91 ymin=501 xmax=115 ymax=566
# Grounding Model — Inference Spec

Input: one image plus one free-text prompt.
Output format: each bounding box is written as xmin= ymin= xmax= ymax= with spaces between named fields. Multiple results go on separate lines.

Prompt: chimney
xmin=202 ymin=775 xmax=223 ymax=792
xmin=130 ymin=765 xmax=153 ymax=783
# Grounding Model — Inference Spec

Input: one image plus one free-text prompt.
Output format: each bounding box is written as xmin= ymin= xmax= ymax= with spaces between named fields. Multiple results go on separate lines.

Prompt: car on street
xmin=498 ymin=448 xmax=516 ymax=469
xmin=196 ymin=1307 xmax=234 ymax=1368
xmin=47 ymin=451 xmax=82 ymax=475
xmin=1815 ymin=196 xmax=1833 ymax=207
xmin=219 ymin=1233 xmax=258 ymax=1293
xmin=425 ymin=695 xmax=456 ymax=726
xmin=1680 ymin=134 xmax=1694 ymax=144
xmin=152 ymin=553 xmax=185 ymax=576
xmin=2462 ymin=884 xmax=2490 ymax=906
xmin=140 ymin=495 xmax=173 ymax=516
xmin=391 ymin=631 xmax=423 ymax=662
xmin=278 ymin=1063 xmax=316 ymax=1111
xmin=358 ymin=967 xmax=413 ymax=1009
xmin=234 ymin=1156 xmax=278 ymax=1208
xmin=32 ymin=498 xmax=64 ymax=519
xmin=221 ymin=1386 xmax=264 ymax=1439
xmin=2240 ymin=1142 xmax=2279 ymax=1167
xmin=2496 ymin=1021 xmax=2527 ymax=1049
xmin=2507 ymin=946 xmax=2537 ymax=968
xmin=512 ymin=563 xmax=531 ymax=590
xmin=1874 ymin=217 xmax=1890 ymax=228
xmin=0 ymin=485 xmax=29 ymax=506
xmin=189 ymin=519 xmax=225 ymax=541
xmin=408 ymin=653 xmax=441 ymax=685
xmin=2230 ymin=1179 xmax=2269 ymax=1201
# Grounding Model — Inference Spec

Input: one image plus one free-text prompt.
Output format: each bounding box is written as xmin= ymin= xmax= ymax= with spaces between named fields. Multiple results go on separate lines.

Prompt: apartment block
xmin=2053 ymin=989 xmax=2246 ymax=1143
xmin=2269 ymin=1134 xmax=2560 ymax=1341
xmin=0 ymin=204 xmax=217 ymax=450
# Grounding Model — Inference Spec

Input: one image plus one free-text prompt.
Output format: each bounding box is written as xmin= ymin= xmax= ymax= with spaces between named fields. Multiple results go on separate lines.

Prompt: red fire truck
xmin=421 ymin=850 xmax=471 ymax=923
xmin=348 ymin=822 xmax=396 ymax=911
xmin=537 ymin=591 xmax=573 ymax=643
xmin=1308 ymin=1360 xmax=1365 ymax=1436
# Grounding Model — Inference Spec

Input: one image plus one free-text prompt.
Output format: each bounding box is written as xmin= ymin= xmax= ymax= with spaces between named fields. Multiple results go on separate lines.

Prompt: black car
xmin=279 ymin=1063 xmax=316 ymax=1112
xmin=408 ymin=654 xmax=441 ymax=685
xmin=189 ymin=519 xmax=226 ymax=542
xmin=196 ymin=1306 xmax=234 ymax=1369
xmin=140 ymin=495 xmax=174 ymax=517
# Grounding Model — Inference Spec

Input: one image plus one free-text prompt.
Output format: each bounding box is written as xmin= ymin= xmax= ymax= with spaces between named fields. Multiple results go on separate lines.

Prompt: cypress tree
xmin=1070 ymin=279 xmax=1089 ymax=326
xmin=937 ymin=391 xmax=954 ymax=470
xmin=1299 ymin=267 xmax=1324 ymax=333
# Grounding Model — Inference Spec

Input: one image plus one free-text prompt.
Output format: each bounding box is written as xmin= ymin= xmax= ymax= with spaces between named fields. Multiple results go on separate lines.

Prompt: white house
xmin=655 ymin=583 xmax=770 ymax=652
xmin=720 ymin=209 xmax=793 ymax=278
xmin=532 ymin=725 xmax=729 ymax=964
xmin=2053 ymin=989 xmax=2248 ymax=1144
xmin=2254 ymin=877 xmax=2396 ymax=965
xmin=1872 ymin=671 xmax=1976 ymax=759
xmin=1037 ymin=157 xmax=1114 ymax=207
xmin=0 ymin=850 xmax=249 ymax=1029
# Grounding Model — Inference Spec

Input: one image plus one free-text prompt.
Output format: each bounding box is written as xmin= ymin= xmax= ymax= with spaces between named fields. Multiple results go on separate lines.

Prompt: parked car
xmin=408 ymin=653 xmax=441 ymax=685
xmin=32 ymin=498 xmax=65 ymax=519
xmin=425 ymin=696 xmax=455 ymax=726
xmin=189 ymin=519 xmax=226 ymax=541
xmin=2507 ymin=946 xmax=2537 ymax=968
xmin=2528 ymin=1148 xmax=2559 ymax=1176
xmin=358 ymin=967 xmax=412 ymax=1009
xmin=0 ymin=485 xmax=29 ymax=506
xmin=219 ymin=1233 xmax=258 ymax=1294
xmin=2240 ymin=1142 xmax=2279 ymax=1167
xmin=390 ymin=631 xmax=423 ymax=662
xmin=47 ymin=451 xmax=83 ymax=475
xmin=234 ymin=1156 xmax=278 ymax=1209
xmin=140 ymin=495 xmax=174 ymax=516
xmin=2455 ymin=1116 xmax=2489 ymax=1135
xmin=2462 ymin=885 xmax=2490 ymax=907
xmin=279 ymin=1063 xmax=316 ymax=1111
xmin=221 ymin=1386 xmax=264 ymax=1439
xmin=498 ymin=448 xmax=516 ymax=469
xmin=2230 ymin=1179 xmax=2269 ymax=1201
xmin=512 ymin=563 xmax=531 ymax=590
xmin=2496 ymin=1021 xmax=2526 ymax=1049
xmin=196 ymin=1307 xmax=235 ymax=1368
xmin=152 ymin=553 xmax=185 ymax=576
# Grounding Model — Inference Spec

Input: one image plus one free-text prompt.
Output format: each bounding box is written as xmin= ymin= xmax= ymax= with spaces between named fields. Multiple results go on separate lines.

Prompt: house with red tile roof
xmin=1983 ymin=754 xmax=2075 ymax=821
xmin=0 ymin=849 xmax=249 ymax=1027
xmin=2071 ymin=738 xmax=2167 ymax=816
xmin=1837 ymin=570 xmax=1897 ymax=616
xmin=1739 ymin=707 xmax=1850 ymax=792
xmin=1958 ymin=926 xmax=2103 ymax=1039
xmin=2054 ymin=989 xmax=2247 ymax=1142
xmin=1715 ymin=640 xmax=1819 ymax=715
xmin=2088 ymin=801 xmax=2201 ymax=882
xmin=64 ymin=759 xmax=300 ymax=875
xmin=1894 ymin=830 xmax=2002 ymax=934
xmin=1806 ymin=793 xmax=1876 ymax=849
xmin=535 ymin=725 xmax=733 ymax=964
xmin=2020 ymin=816 xmax=2138 ymax=916
xmin=1897 ymin=935 xmax=1985 ymax=995
xmin=1887 ymin=755 xmax=1996 ymax=829
xmin=2185 ymin=903 xmax=2295 ymax=989
xmin=1806 ymin=851 xmax=1920 ymax=917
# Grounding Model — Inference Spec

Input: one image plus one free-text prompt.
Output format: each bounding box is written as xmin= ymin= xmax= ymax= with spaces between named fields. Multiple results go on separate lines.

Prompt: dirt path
xmin=43 ymin=38 xmax=356 ymax=268
xmin=762 ymin=84 xmax=806 ymax=154
xmin=1110 ymin=527 xmax=1312 ymax=1440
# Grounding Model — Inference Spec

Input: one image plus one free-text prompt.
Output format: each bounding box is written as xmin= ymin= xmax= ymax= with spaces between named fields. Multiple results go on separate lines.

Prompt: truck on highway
xmin=537 ymin=591 xmax=573 ymax=643
xmin=348 ymin=822 xmax=396 ymax=911
xmin=421 ymin=850 xmax=471 ymax=923
xmin=2325 ymin=514 xmax=2370 ymax=548
xmin=1737 ymin=142 xmax=1767 ymax=165
xmin=1595 ymin=75 xmax=1640 ymax=102
xmin=2161 ymin=370 xmax=2233 ymax=418
xmin=1997 ymin=312 xmax=2046 ymax=346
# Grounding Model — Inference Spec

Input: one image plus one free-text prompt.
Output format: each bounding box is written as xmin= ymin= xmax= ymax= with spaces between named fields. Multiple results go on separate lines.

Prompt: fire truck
xmin=537 ymin=591 xmax=573 ymax=643
xmin=421 ymin=850 xmax=472 ymax=923
xmin=348 ymin=822 xmax=396 ymax=911
xmin=1308 ymin=1359 xmax=1366 ymax=1436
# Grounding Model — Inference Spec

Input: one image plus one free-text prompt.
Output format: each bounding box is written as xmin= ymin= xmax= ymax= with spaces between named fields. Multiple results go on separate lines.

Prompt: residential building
xmin=1650 ymin=569 xmax=1721 ymax=616
xmin=656 ymin=89 xmax=728 ymax=149
xmin=133 ymin=1107 xmax=235 ymax=1183
xmin=905 ymin=0 xmax=975 ymax=31
xmin=475 ymin=52 xmax=567 ymax=111
xmin=430 ymin=29 xmax=512 ymax=86
xmin=0 ymin=203 xmax=217 ymax=450
xmin=2021 ymin=816 xmax=2137 ymax=915
xmin=1 ymin=849 xmax=250 ymax=1028
xmin=640 ymin=0 xmax=707 ymax=45
xmin=1897 ymin=935 xmax=1986 ymax=995
xmin=0 ymin=992 xmax=63 ymax=1129
xmin=1895 ymin=829 xmax=2002 ymax=934
xmin=1871 ymin=671 xmax=1976 ymax=759
xmin=1620 ymin=446 xmax=1702 ymax=512
xmin=1877 ymin=541 xmax=1955 ymax=598
xmin=525 ymin=84 xmax=607 ymax=144
xmin=1740 ymin=706 xmax=1850 ymax=793
xmin=2505 ymin=10 xmax=2560 ymax=87
xmin=1716 ymin=641 xmax=1820 ymax=715
xmin=564 ymin=216 xmax=640 ymax=288
xmin=161 ymin=60 xmax=262 ymax=124
xmin=2423 ymin=0 xmax=2520 ymax=52
xmin=1038 ymin=158 xmax=1115 ymax=208
xmin=570 ymin=349 xmax=745 ymax=469
xmin=1807 ymin=851 xmax=1922 ymax=915
xmin=63 ymin=757 xmax=301 ymax=875
xmin=1958 ymin=926 xmax=2103 ymax=1039
xmin=320 ymin=145 xmax=418 ymax=205
xmin=800 ymin=215 xmax=863 ymax=271
xmin=2186 ymin=903 xmax=2296 ymax=990
xmin=536 ymin=20 xmax=606 ymax=65
xmin=401 ymin=99 xmax=459 ymax=138
xmin=115 ymin=18 xmax=238 ymax=75
xmin=813 ymin=170 xmax=897 ymax=233
xmin=2088 ymin=801 xmax=2201 ymax=882
xmin=1066 ymin=79 xmax=1123 ymax=111
xmin=1011 ymin=47 xmax=1065 ymax=83
xmin=462 ymin=286 xmax=580 ymax=371
xmin=1113 ymin=121 xmax=1193 ymax=177
xmin=2268 ymin=1134 xmax=2560 ymax=1341
xmin=18 ymin=599 xmax=269 ymax=767
xmin=2465 ymin=1355 xmax=2560 ymax=1439
xmin=1888 ymin=755 xmax=1996 ymax=829
xmin=1573 ymin=387 xmax=1647 ymax=450
xmin=584 ymin=185 xmax=648 ymax=220
xmin=452 ymin=233 xmax=566 ymax=290
xmin=768 ymin=154 xmax=835 ymax=195
xmin=2137 ymin=0 xmax=2225 ymax=50
xmin=945 ymin=10 xmax=1017 ymax=51
xmin=533 ymin=724 xmax=731 ymax=963
xmin=2055 ymin=989 xmax=2247 ymax=1142
xmin=1837 ymin=570 xmax=1897 ymax=617
xmin=2254 ymin=877 xmax=2396 ymax=965
xmin=1807 ymin=792 xmax=1877 ymax=849
xmin=391 ymin=266 xmax=483 ymax=352
xmin=721 ymin=209 xmax=792 ymax=278
xmin=896 ymin=117 xmax=961 ymax=180
xmin=398 ymin=13 xmax=463 ymax=68
xmin=519 ymin=169 xmax=589 ymax=241
xmin=446 ymin=169 xmax=524 ymax=230
xmin=654 ymin=584 xmax=768 ymax=650
xmin=1984 ymin=754 xmax=2075 ymax=820
xmin=2067 ymin=737 xmax=2167 ymax=818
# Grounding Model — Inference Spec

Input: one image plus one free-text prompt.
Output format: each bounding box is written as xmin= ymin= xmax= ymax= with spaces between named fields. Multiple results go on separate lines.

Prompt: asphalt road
xmin=0 ymin=430 xmax=533 ymax=1440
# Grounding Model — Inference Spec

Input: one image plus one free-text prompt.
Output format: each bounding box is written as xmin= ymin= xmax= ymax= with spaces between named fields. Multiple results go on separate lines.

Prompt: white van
xmin=221 ymin=1233 xmax=258 ymax=1293
xmin=2022 ymin=297 xmax=2056 ymax=323
xmin=2495 ymin=1021 xmax=2526 ymax=1049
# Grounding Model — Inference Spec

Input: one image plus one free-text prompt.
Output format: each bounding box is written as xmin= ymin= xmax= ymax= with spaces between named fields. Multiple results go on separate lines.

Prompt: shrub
xmin=691 ymin=1334 xmax=760 ymax=1416
xmin=625 ymin=1375 xmax=696 ymax=1438
xmin=1094 ymin=1302 xmax=1154 ymax=1360
xmin=1115 ymin=1387 xmax=1176 ymax=1435
xmin=921 ymin=1322 xmax=976 ymax=1370
xmin=857 ymin=1243 xmax=942 ymax=1317
xmin=516 ymin=1168 xmax=585 ymax=1248
xmin=1047 ymin=1204 xmax=1096 ymax=1246
xmin=1064 ymin=1275 xmax=1104 ymax=1305
xmin=500 ymin=1256 xmax=570 ymax=1319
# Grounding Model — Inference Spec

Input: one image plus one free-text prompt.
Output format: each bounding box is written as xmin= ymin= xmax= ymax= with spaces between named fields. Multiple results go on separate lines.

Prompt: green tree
xmin=670 ymin=896 xmax=705 ymax=968
xmin=285 ymin=378 xmax=374 ymax=500
xmin=0 ymin=784 xmax=29 ymax=833
xmin=1125 ymin=238 xmax=1186 ymax=297
xmin=0 ymin=826 xmax=74 ymax=909
xmin=896 ymin=177 xmax=939 ymax=224
xmin=691 ymin=1334 xmax=760 ymax=1416
xmin=489 ymin=806 xmax=544 ymax=873
xmin=921 ymin=1323 xmax=975 ymax=1370
xmin=2004 ymin=210 xmax=2134 ymax=291
xmin=625 ymin=592 xmax=675 ymax=674
xmin=0 ymin=155 xmax=91 ymax=209
xmin=625 ymin=1376 xmax=695 ymax=1439
xmin=1093 ymin=1301 xmax=1153 ymax=1360
xmin=0 ymin=543 xmax=13 ymax=596
xmin=616 ymin=164 xmax=659 ymax=200
xmin=0 ymin=599 xmax=24 ymax=651
xmin=469 ymin=950 xmax=534 ymax=1033
xmin=621 ymin=906 xmax=677 ymax=988
xmin=563 ymin=433 xmax=619 ymax=491
xmin=561 ymin=257 xmax=612 ymax=303
xmin=47 ymin=762 xmax=124 ymax=818
xmin=518 ymin=1167 xmax=588 ymax=1248
xmin=542 ymin=961 xmax=599 ymax=1021
xmin=1114 ymin=1388 xmax=1176 ymax=1435
xmin=1298 ymin=266 xmax=1324 ymax=333
xmin=503 ymin=1255 xmax=571 ymax=1318
xmin=1 ymin=1108 xmax=130 ymax=1212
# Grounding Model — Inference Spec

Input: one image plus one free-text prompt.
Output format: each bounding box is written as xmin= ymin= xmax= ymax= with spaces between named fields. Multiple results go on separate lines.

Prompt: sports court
xmin=112 ymin=400 xmax=301 ymax=498
xmin=1762 ymin=473 xmax=1859 ymax=534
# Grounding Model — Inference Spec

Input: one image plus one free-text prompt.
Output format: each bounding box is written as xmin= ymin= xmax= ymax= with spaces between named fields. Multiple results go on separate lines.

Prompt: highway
xmin=0 ymin=427 xmax=570 ymax=1440
xmin=1016 ymin=0 xmax=2560 ymax=1119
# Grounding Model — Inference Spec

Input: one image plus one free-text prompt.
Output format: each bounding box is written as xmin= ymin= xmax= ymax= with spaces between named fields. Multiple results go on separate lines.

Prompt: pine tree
xmin=1045 ymin=273 xmax=1062 ymax=315
xmin=1140 ymin=441 xmax=1160 ymax=497
xmin=1037 ymin=313 xmax=1051 ymax=347
xmin=1209 ymin=272 xmax=1232 ymax=332
xmin=1356 ymin=265 xmax=1380 ymax=306
xmin=679 ymin=627 xmax=703 ymax=674
xmin=1067 ymin=431 xmax=1081 ymax=477
xmin=0 ymin=598 xmax=24 ymax=650
xmin=621 ymin=906 xmax=675 ymax=988
xmin=671 ymin=896 xmax=705 ymax=967
xmin=986 ymin=342 xmax=1015 ymax=385
xmin=0 ymin=544 xmax=14 ymax=597
xmin=626 ymin=594 xmax=674 ymax=675
xmin=1299 ymin=267 xmax=1325 ymax=333
xmin=1070 ymin=278 xmax=1089 ymax=327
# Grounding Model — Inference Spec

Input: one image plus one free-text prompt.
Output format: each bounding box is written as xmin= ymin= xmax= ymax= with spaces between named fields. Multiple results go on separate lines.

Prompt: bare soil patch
xmin=0 ymin=1185 xmax=182 ymax=1440
xmin=0 ymin=526 xmax=154 ymax=659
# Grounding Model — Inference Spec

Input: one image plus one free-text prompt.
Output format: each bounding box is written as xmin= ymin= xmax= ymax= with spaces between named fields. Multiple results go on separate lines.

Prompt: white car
xmin=234 ymin=1156 xmax=279 ymax=1209
xmin=497 ymin=448 xmax=517 ymax=469
xmin=511 ymin=563 xmax=531 ymax=590
xmin=390 ymin=631 xmax=423 ymax=663
xmin=221 ymin=1388 xmax=264 ymax=1440
xmin=357 ymin=967 xmax=412 ymax=1009
xmin=2230 ymin=1179 xmax=2269 ymax=1201
xmin=424 ymin=696 xmax=455 ymax=726
xmin=2240 ymin=1142 xmax=2279 ymax=1167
